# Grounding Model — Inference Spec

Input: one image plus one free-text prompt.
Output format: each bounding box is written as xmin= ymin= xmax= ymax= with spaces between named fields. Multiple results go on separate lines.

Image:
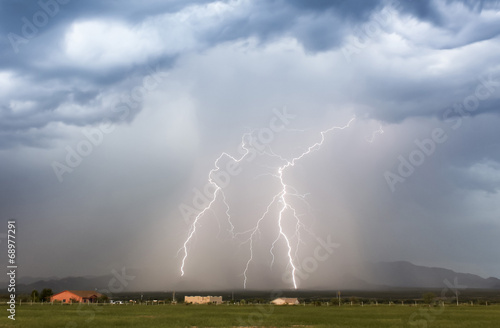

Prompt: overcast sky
xmin=1 ymin=0 xmax=500 ymax=290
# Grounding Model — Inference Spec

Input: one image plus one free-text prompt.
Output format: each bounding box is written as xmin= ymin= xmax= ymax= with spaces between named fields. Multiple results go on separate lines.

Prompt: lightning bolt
xmin=179 ymin=133 xmax=252 ymax=276
xmin=240 ymin=193 xmax=280 ymax=289
xmin=179 ymin=117 xmax=356 ymax=289
xmin=366 ymin=125 xmax=384 ymax=143
xmin=242 ymin=117 xmax=356 ymax=289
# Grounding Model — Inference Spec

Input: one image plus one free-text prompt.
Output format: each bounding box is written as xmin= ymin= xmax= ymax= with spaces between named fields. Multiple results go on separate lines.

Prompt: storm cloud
xmin=1 ymin=0 xmax=499 ymax=290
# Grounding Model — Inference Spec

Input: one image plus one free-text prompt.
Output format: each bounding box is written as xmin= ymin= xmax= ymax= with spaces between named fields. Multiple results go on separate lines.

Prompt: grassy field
xmin=1 ymin=304 xmax=499 ymax=327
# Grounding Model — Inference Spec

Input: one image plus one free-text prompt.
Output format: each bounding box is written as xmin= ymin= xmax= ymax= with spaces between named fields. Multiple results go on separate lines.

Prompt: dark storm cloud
xmin=2 ymin=0 xmax=500 ymax=149
xmin=280 ymin=0 xmax=500 ymax=50
xmin=286 ymin=0 xmax=381 ymax=17
xmin=1 ymin=0 xmax=500 ymax=286
xmin=202 ymin=0 xmax=383 ymax=52
xmin=357 ymin=70 xmax=500 ymax=123
xmin=0 ymin=1 xmax=205 ymax=148
xmin=0 ymin=0 xmax=212 ymax=32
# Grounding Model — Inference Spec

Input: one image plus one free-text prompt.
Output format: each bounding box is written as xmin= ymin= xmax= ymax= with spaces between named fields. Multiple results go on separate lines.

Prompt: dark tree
xmin=40 ymin=288 xmax=54 ymax=302
xmin=31 ymin=290 xmax=39 ymax=302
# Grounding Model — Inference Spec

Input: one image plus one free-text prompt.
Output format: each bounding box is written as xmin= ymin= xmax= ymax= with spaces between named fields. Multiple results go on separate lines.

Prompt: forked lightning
xmin=180 ymin=117 xmax=356 ymax=289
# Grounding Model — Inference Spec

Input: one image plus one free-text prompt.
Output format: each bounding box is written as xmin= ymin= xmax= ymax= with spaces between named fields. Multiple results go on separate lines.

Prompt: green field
xmin=1 ymin=304 xmax=500 ymax=328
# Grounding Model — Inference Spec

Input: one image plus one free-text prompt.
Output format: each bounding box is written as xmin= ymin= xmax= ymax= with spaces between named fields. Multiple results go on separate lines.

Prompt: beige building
xmin=184 ymin=296 xmax=223 ymax=304
xmin=271 ymin=297 xmax=299 ymax=305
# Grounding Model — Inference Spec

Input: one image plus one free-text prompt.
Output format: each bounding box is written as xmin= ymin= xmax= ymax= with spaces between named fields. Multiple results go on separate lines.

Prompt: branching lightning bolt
xmin=242 ymin=117 xmax=356 ymax=289
xmin=240 ymin=193 xmax=280 ymax=288
xmin=179 ymin=134 xmax=251 ymax=276
xmin=179 ymin=117 xmax=356 ymax=289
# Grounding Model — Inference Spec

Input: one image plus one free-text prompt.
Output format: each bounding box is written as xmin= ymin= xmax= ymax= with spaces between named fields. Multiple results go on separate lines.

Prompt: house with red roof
xmin=51 ymin=290 xmax=102 ymax=303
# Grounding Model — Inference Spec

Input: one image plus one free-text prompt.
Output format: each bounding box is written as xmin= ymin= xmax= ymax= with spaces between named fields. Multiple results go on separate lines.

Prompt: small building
xmin=184 ymin=296 xmax=223 ymax=304
xmin=51 ymin=290 xmax=103 ymax=303
xmin=271 ymin=297 xmax=299 ymax=305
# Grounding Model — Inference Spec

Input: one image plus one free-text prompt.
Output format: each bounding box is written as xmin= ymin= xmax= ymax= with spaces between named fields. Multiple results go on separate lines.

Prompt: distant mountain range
xmin=361 ymin=261 xmax=500 ymax=289
xmin=9 ymin=261 xmax=500 ymax=294
xmin=14 ymin=275 xmax=118 ymax=294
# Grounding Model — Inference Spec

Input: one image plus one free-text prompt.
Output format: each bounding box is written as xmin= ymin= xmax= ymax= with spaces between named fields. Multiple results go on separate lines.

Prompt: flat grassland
xmin=1 ymin=304 xmax=500 ymax=327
